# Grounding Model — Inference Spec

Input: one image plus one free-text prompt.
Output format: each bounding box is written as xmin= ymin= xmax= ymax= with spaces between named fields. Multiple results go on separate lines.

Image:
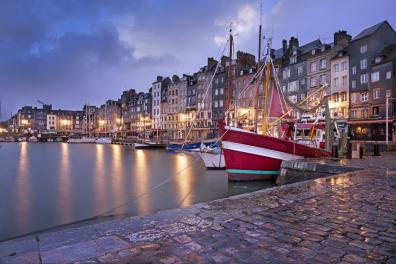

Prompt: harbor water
xmin=0 ymin=142 xmax=275 ymax=241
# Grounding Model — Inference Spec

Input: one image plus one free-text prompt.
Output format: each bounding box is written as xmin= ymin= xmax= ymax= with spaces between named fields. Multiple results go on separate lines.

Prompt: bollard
xmin=347 ymin=142 xmax=352 ymax=159
xmin=373 ymin=144 xmax=380 ymax=156
xmin=332 ymin=145 xmax=339 ymax=158
xmin=359 ymin=145 xmax=364 ymax=159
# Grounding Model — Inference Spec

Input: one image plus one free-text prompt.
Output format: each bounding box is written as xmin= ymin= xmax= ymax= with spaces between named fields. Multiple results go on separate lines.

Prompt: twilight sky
xmin=0 ymin=0 xmax=395 ymax=120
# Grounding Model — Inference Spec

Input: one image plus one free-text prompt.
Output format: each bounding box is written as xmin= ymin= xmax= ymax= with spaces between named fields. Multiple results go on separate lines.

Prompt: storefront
xmin=348 ymin=120 xmax=393 ymax=141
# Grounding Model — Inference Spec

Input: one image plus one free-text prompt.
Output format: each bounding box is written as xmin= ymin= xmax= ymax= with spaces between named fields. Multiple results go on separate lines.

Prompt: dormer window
xmin=292 ymin=50 xmax=297 ymax=56
xmin=290 ymin=56 xmax=297 ymax=64
xmin=321 ymin=46 xmax=325 ymax=52
xmin=312 ymin=49 xmax=316 ymax=55
xmin=375 ymin=57 xmax=381 ymax=63
xmin=240 ymin=70 xmax=244 ymax=76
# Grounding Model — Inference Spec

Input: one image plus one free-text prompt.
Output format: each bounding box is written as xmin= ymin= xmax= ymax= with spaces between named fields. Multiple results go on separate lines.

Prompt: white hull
xmin=198 ymin=151 xmax=225 ymax=169
xmin=95 ymin=137 xmax=112 ymax=144
xmin=68 ymin=137 xmax=96 ymax=144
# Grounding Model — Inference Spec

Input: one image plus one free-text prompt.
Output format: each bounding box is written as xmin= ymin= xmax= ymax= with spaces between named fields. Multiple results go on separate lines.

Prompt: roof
xmin=300 ymin=39 xmax=322 ymax=54
xmin=274 ymin=48 xmax=283 ymax=59
xmin=353 ymin=20 xmax=389 ymax=41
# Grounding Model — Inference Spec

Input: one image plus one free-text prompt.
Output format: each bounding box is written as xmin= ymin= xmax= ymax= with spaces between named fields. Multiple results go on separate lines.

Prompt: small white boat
xmin=28 ymin=136 xmax=38 ymax=142
xmin=95 ymin=137 xmax=112 ymax=144
xmin=68 ymin=137 xmax=96 ymax=144
xmin=18 ymin=137 xmax=27 ymax=142
xmin=198 ymin=144 xmax=225 ymax=170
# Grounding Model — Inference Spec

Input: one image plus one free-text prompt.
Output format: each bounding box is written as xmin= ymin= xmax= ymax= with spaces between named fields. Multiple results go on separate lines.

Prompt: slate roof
xmin=300 ymin=39 xmax=322 ymax=54
xmin=353 ymin=20 xmax=388 ymax=41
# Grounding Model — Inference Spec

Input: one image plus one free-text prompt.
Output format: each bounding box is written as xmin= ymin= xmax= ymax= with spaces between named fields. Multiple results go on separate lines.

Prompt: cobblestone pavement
xmin=1 ymin=156 xmax=396 ymax=263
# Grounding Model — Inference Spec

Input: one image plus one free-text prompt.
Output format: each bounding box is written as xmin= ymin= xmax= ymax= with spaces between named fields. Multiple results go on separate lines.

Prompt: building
xmin=235 ymin=66 xmax=257 ymax=130
xmin=95 ymin=100 xmax=121 ymax=136
xmin=348 ymin=21 xmax=396 ymax=141
xmin=82 ymin=105 xmax=97 ymax=136
xmin=192 ymin=57 xmax=218 ymax=139
xmin=280 ymin=37 xmax=322 ymax=118
xmin=151 ymin=76 xmax=171 ymax=130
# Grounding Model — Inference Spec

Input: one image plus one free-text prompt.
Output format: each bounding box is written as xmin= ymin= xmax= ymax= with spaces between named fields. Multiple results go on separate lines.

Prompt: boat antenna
xmin=254 ymin=0 xmax=263 ymax=133
xmin=226 ymin=25 xmax=234 ymax=127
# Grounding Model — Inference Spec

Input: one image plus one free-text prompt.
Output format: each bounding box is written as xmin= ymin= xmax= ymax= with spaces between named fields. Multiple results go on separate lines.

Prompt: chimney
xmin=207 ymin=57 xmax=217 ymax=70
xmin=282 ymin=39 xmax=287 ymax=53
xmin=289 ymin=37 xmax=299 ymax=49
xmin=334 ymin=30 xmax=352 ymax=46
xmin=156 ymin=76 xmax=163 ymax=82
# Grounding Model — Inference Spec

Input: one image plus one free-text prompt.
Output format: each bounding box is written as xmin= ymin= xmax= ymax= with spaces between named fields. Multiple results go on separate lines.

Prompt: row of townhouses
xmin=4 ymin=21 xmax=396 ymax=142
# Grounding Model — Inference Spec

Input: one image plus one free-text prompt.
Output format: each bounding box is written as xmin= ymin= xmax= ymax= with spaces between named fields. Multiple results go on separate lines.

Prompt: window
xmin=288 ymin=81 xmax=299 ymax=92
xmin=310 ymin=77 xmax=317 ymax=87
xmin=341 ymin=61 xmax=348 ymax=71
xmin=220 ymin=88 xmax=224 ymax=94
xmin=311 ymin=62 xmax=317 ymax=72
xmin=320 ymin=74 xmax=326 ymax=85
xmin=360 ymin=92 xmax=368 ymax=102
xmin=352 ymin=80 xmax=356 ymax=89
xmin=386 ymin=90 xmax=391 ymax=98
xmin=341 ymin=92 xmax=347 ymax=101
xmin=352 ymin=66 xmax=356 ymax=75
xmin=333 ymin=64 xmax=339 ymax=73
xmin=386 ymin=71 xmax=391 ymax=79
xmin=375 ymin=57 xmax=382 ymax=63
xmin=219 ymin=100 xmax=224 ymax=107
xmin=333 ymin=93 xmax=339 ymax=102
xmin=290 ymin=56 xmax=297 ymax=64
xmin=300 ymin=94 xmax=305 ymax=100
xmin=214 ymin=100 xmax=218 ymax=107
xmin=372 ymin=107 xmax=379 ymax=115
xmin=351 ymin=110 xmax=357 ymax=118
xmin=300 ymin=78 xmax=305 ymax=85
xmin=297 ymin=66 xmax=303 ymax=75
xmin=342 ymin=76 xmax=347 ymax=86
xmin=362 ymin=109 xmax=368 ymax=118
xmin=371 ymin=71 xmax=380 ymax=82
xmin=288 ymin=95 xmax=297 ymax=103
xmin=360 ymin=45 xmax=368 ymax=54
xmin=333 ymin=77 xmax=339 ymax=87
xmin=320 ymin=59 xmax=327 ymax=69
xmin=373 ymin=88 xmax=380 ymax=99
xmin=360 ymin=59 xmax=367 ymax=69
xmin=360 ymin=74 xmax=369 ymax=84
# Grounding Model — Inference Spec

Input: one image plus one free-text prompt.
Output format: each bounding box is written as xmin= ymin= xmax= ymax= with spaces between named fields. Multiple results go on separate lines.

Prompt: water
xmin=0 ymin=142 xmax=275 ymax=241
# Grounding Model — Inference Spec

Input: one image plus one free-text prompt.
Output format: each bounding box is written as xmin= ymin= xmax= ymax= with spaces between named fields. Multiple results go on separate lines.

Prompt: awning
xmin=347 ymin=119 xmax=394 ymax=124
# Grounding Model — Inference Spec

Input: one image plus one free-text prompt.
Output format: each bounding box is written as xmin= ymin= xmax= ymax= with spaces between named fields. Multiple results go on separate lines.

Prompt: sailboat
xmin=221 ymin=37 xmax=330 ymax=181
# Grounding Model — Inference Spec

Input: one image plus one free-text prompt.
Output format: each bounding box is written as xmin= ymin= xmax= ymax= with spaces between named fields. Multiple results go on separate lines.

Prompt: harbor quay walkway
xmin=1 ymin=155 xmax=396 ymax=263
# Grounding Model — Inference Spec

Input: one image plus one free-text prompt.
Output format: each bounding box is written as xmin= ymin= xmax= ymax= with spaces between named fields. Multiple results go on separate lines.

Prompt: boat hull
xmin=222 ymin=127 xmax=330 ymax=181
xmin=198 ymin=151 xmax=225 ymax=169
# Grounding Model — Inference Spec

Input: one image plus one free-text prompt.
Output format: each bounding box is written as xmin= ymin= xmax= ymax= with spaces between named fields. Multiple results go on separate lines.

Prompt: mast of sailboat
xmin=226 ymin=27 xmax=234 ymax=127
xmin=261 ymin=38 xmax=272 ymax=135
xmin=254 ymin=0 xmax=263 ymax=133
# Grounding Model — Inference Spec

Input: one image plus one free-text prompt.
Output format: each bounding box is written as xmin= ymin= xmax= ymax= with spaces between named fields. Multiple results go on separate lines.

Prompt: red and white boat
xmin=221 ymin=125 xmax=330 ymax=181
xmin=221 ymin=35 xmax=330 ymax=181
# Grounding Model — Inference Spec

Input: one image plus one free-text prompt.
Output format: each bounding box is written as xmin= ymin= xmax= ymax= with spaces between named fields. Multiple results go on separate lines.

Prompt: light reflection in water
xmin=94 ymin=144 xmax=106 ymax=214
xmin=16 ymin=142 xmax=31 ymax=233
xmin=133 ymin=149 xmax=150 ymax=215
xmin=59 ymin=143 xmax=72 ymax=224
xmin=174 ymin=154 xmax=193 ymax=207
xmin=110 ymin=145 xmax=124 ymax=215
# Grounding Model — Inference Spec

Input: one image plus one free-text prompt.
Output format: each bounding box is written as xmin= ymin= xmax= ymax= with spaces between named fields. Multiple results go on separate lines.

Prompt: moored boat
xmin=95 ymin=137 xmax=112 ymax=144
xmin=221 ymin=125 xmax=330 ymax=181
xmin=197 ymin=143 xmax=225 ymax=169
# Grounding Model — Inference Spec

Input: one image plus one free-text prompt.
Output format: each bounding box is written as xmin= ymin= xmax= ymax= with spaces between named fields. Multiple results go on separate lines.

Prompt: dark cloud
xmin=0 ymin=0 xmax=395 ymax=119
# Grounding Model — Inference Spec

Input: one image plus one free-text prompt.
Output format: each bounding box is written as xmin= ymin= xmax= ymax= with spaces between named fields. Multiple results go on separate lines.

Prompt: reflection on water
xmin=174 ymin=154 xmax=193 ymax=207
xmin=0 ymin=143 xmax=274 ymax=241
xmin=16 ymin=142 xmax=31 ymax=234
xmin=133 ymin=149 xmax=150 ymax=215
xmin=59 ymin=143 xmax=72 ymax=224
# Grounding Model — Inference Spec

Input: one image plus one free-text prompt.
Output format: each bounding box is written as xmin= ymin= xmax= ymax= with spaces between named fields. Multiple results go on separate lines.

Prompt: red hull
xmin=221 ymin=127 xmax=330 ymax=181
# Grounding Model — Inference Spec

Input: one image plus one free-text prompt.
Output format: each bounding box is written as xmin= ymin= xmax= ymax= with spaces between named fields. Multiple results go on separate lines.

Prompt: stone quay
xmin=1 ymin=154 xmax=396 ymax=264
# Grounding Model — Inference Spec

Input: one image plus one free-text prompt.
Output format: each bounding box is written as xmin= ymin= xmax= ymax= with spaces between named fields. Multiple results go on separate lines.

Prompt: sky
xmin=0 ymin=0 xmax=395 ymax=120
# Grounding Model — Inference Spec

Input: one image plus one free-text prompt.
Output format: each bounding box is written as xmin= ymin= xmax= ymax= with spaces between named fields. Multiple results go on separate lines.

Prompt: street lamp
xmin=386 ymin=97 xmax=396 ymax=145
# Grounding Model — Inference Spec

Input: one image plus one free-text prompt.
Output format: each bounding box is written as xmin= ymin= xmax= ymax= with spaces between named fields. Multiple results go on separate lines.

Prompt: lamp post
xmin=386 ymin=97 xmax=396 ymax=145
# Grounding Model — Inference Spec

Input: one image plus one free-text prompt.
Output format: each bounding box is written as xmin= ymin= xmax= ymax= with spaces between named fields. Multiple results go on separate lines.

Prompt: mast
xmin=261 ymin=38 xmax=272 ymax=135
xmin=226 ymin=28 xmax=234 ymax=126
xmin=254 ymin=0 xmax=263 ymax=133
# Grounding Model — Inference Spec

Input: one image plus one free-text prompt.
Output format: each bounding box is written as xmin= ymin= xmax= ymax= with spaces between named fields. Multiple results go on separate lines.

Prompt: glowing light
xmin=21 ymin=119 xmax=29 ymax=125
